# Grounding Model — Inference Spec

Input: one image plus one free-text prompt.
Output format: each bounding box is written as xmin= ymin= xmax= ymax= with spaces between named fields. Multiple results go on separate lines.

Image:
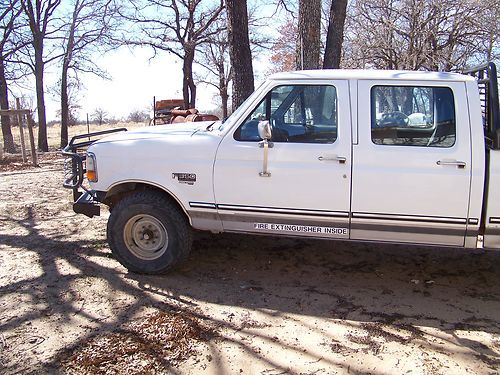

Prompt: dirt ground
xmin=1 ymin=156 xmax=499 ymax=374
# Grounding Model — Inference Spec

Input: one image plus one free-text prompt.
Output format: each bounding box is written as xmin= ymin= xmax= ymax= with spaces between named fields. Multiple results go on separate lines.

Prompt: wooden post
xmin=86 ymin=113 xmax=90 ymax=140
xmin=153 ymin=96 xmax=156 ymax=126
xmin=27 ymin=114 xmax=38 ymax=166
xmin=16 ymin=98 xmax=27 ymax=163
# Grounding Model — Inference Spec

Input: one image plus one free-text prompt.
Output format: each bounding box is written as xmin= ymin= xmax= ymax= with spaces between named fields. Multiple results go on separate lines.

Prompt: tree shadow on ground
xmin=146 ymin=231 xmax=500 ymax=332
xmin=1 ymin=207 xmax=499 ymax=373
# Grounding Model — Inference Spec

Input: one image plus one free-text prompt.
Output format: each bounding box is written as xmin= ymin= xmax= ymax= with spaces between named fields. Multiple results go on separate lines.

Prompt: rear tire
xmin=107 ymin=191 xmax=192 ymax=274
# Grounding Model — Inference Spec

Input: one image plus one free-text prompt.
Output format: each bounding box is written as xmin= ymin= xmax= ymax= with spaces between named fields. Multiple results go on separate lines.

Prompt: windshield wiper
xmin=206 ymin=122 xmax=215 ymax=131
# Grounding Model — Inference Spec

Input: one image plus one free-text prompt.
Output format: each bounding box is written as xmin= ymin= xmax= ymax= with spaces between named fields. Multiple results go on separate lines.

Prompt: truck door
xmin=213 ymin=80 xmax=352 ymax=239
xmin=351 ymin=81 xmax=472 ymax=246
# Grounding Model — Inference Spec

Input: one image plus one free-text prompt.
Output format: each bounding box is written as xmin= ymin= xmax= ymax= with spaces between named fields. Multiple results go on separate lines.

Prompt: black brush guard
xmin=62 ymin=128 xmax=127 ymax=217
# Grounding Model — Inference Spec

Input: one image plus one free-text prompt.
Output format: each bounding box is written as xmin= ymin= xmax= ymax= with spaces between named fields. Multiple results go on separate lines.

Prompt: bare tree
xmin=127 ymin=109 xmax=149 ymax=123
xmin=196 ymin=4 xmax=271 ymax=116
xmin=226 ymin=0 xmax=254 ymax=111
xmin=124 ymin=0 xmax=224 ymax=109
xmin=19 ymin=0 xmax=63 ymax=151
xmin=0 ymin=0 xmax=23 ymax=153
xmin=55 ymin=103 xmax=80 ymax=126
xmin=323 ymin=0 xmax=348 ymax=69
xmin=196 ymin=23 xmax=232 ymax=119
xmin=479 ymin=4 xmax=500 ymax=63
xmin=268 ymin=18 xmax=296 ymax=75
xmin=346 ymin=0 xmax=499 ymax=71
xmin=60 ymin=0 xmax=118 ymax=147
xmin=92 ymin=107 xmax=107 ymax=125
xmin=296 ymin=0 xmax=321 ymax=70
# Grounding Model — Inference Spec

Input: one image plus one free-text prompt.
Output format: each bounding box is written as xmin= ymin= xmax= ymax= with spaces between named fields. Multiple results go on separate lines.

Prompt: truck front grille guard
xmin=463 ymin=62 xmax=499 ymax=150
xmin=62 ymin=151 xmax=85 ymax=192
xmin=62 ymin=128 xmax=127 ymax=200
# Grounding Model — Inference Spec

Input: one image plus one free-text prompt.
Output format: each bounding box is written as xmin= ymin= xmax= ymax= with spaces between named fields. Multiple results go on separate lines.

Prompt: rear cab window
xmin=371 ymin=85 xmax=456 ymax=148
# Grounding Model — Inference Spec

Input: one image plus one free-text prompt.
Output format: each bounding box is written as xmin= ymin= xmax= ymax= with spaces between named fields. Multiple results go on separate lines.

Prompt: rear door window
xmin=371 ymin=86 xmax=456 ymax=147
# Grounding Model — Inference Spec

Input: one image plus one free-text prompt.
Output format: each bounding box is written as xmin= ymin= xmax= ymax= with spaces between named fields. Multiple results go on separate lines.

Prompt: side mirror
xmin=258 ymin=120 xmax=272 ymax=140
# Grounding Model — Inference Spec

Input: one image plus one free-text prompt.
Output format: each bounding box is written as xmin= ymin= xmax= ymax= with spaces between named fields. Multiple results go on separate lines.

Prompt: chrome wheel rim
xmin=123 ymin=214 xmax=168 ymax=260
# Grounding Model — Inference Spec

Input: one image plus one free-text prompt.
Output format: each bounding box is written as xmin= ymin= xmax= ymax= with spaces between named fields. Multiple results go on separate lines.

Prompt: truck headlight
xmin=86 ymin=152 xmax=98 ymax=182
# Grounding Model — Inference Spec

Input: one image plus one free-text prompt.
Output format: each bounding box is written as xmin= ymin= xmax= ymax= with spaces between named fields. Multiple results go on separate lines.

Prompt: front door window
xmin=234 ymin=85 xmax=338 ymax=144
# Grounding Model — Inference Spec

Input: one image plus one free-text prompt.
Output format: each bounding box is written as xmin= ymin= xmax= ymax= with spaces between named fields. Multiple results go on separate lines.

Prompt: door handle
xmin=318 ymin=156 xmax=347 ymax=164
xmin=436 ymin=160 xmax=466 ymax=169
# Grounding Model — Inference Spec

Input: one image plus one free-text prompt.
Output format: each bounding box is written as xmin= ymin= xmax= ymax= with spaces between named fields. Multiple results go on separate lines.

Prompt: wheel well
xmin=104 ymin=182 xmax=188 ymax=220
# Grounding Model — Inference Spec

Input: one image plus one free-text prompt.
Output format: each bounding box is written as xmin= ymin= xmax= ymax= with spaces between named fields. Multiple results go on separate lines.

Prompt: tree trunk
xmin=0 ymin=59 xmax=15 ymax=153
xmin=182 ymin=73 xmax=189 ymax=110
xmin=60 ymin=60 xmax=69 ymax=148
xmin=35 ymin=64 xmax=48 ymax=151
xmin=61 ymin=2 xmax=78 ymax=148
xmin=220 ymin=76 xmax=228 ymax=119
xmin=188 ymin=80 xmax=196 ymax=109
xmin=296 ymin=0 xmax=321 ymax=70
xmin=34 ymin=38 xmax=48 ymax=151
xmin=20 ymin=0 xmax=63 ymax=152
xmin=221 ymin=92 xmax=228 ymax=119
xmin=183 ymin=47 xmax=196 ymax=108
xmin=226 ymin=0 xmax=254 ymax=111
xmin=323 ymin=0 xmax=348 ymax=69
xmin=220 ymin=84 xmax=228 ymax=119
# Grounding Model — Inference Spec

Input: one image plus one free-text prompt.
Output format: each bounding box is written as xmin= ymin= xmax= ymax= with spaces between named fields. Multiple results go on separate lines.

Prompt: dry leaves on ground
xmin=61 ymin=310 xmax=216 ymax=374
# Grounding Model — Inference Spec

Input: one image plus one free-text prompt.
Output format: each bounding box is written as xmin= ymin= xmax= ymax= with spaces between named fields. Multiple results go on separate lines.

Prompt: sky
xmin=38 ymin=47 xmax=220 ymax=122
xmin=11 ymin=1 xmax=284 ymax=123
xmin=79 ymin=47 xmax=186 ymax=119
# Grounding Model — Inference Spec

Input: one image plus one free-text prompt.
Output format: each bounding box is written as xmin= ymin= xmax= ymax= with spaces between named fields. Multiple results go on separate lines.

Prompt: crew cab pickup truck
xmin=63 ymin=63 xmax=500 ymax=274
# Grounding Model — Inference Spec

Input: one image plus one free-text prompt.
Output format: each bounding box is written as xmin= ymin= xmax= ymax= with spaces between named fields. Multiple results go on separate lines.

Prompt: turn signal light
xmin=86 ymin=152 xmax=98 ymax=182
xmin=87 ymin=170 xmax=97 ymax=182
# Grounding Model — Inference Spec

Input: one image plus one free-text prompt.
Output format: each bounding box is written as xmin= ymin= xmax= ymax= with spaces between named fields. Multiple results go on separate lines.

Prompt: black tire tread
xmin=107 ymin=190 xmax=192 ymax=274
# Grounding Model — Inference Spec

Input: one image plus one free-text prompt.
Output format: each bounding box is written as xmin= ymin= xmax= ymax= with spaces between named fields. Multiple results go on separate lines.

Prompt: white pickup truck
xmin=63 ymin=63 xmax=500 ymax=274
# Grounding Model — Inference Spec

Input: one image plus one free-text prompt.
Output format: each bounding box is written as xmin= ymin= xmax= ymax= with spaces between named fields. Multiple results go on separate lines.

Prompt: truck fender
xmin=104 ymin=180 xmax=192 ymax=226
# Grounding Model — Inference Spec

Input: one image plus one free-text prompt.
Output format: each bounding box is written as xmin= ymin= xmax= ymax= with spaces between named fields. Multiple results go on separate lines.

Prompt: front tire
xmin=107 ymin=191 xmax=192 ymax=274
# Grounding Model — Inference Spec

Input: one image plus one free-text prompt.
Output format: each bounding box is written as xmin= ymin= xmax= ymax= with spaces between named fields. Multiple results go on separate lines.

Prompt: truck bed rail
xmin=463 ymin=62 xmax=500 ymax=149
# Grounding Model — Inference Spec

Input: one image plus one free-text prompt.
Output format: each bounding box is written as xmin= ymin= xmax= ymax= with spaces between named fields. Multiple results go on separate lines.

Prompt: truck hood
xmin=88 ymin=120 xmax=224 ymax=193
xmin=94 ymin=121 xmax=219 ymax=144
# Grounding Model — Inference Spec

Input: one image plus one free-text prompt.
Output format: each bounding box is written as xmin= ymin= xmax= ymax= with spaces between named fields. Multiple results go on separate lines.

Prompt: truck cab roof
xmin=270 ymin=69 xmax=475 ymax=83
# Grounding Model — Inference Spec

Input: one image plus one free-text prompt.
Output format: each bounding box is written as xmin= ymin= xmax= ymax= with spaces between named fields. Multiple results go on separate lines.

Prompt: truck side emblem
xmin=172 ymin=173 xmax=197 ymax=185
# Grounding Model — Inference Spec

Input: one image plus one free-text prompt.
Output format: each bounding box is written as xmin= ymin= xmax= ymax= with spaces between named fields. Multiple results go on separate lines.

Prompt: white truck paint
xmin=63 ymin=65 xmax=500 ymax=274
